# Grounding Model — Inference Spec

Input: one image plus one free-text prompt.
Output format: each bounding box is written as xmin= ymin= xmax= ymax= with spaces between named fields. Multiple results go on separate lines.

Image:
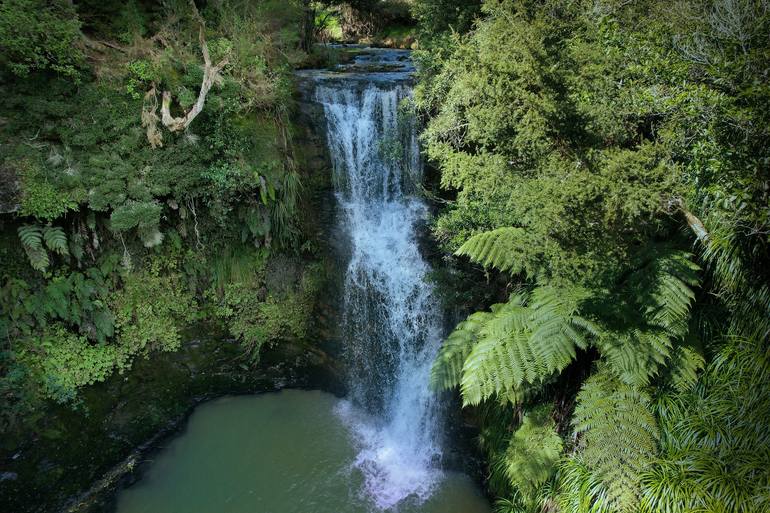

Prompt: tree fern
xmin=18 ymin=224 xmax=49 ymax=271
xmin=660 ymin=344 xmax=705 ymax=393
xmin=597 ymin=328 xmax=674 ymax=387
xmin=460 ymin=296 xmax=536 ymax=405
xmin=42 ymin=225 xmax=68 ymax=256
xmin=599 ymin=249 xmax=700 ymax=386
xmin=434 ymin=287 xmax=597 ymax=405
xmin=528 ymin=286 xmax=598 ymax=373
xmin=431 ymin=310 xmax=493 ymax=391
xmin=571 ymin=369 xmax=660 ymax=513
xmin=456 ymin=227 xmax=529 ymax=275
xmin=629 ymin=248 xmax=699 ymax=338
xmin=503 ymin=405 xmax=563 ymax=503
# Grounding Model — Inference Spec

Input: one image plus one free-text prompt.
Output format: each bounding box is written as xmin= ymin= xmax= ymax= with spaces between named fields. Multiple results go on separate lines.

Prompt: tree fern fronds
xmin=456 ymin=227 xmax=529 ymax=275
xmin=628 ymin=248 xmax=699 ymax=338
xmin=572 ymin=369 xmax=660 ymax=513
xmin=597 ymin=328 xmax=674 ymax=386
xmin=18 ymin=224 xmax=43 ymax=249
xmin=556 ymin=457 xmax=614 ymax=513
xmin=661 ymin=345 xmax=705 ymax=393
xmin=18 ymin=224 xmax=50 ymax=271
xmin=503 ymin=405 xmax=563 ymax=502
xmin=442 ymin=287 xmax=596 ymax=405
xmin=461 ymin=318 xmax=536 ymax=405
xmin=528 ymin=286 xmax=599 ymax=372
xmin=24 ymin=246 xmax=50 ymax=272
xmin=431 ymin=309 xmax=493 ymax=391
xmin=42 ymin=226 xmax=68 ymax=256
xmin=459 ymin=291 xmax=577 ymax=405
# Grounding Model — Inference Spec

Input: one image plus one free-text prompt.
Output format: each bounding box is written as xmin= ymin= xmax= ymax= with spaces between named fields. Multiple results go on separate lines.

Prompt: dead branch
xmin=160 ymin=24 xmax=229 ymax=132
xmin=142 ymin=86 xmax=163 ymax=148
xmin=666 ymin=197 xmax=709 ymax=242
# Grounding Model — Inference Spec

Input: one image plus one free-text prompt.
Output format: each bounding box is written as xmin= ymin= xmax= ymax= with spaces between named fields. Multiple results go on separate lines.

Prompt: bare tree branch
xmin=666 ymin=197 xmax=709 ymax=242
xmin=160 ymin=24 xmax=229 ymax=132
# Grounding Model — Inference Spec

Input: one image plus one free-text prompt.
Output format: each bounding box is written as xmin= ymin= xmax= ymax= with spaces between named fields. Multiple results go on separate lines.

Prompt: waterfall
xmin=310 ymin=51 xmax=445 ymax=509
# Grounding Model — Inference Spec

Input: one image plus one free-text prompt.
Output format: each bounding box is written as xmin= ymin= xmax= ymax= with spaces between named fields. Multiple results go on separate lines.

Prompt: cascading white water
xmin=312 ymin=54 xmax=446 ymax=509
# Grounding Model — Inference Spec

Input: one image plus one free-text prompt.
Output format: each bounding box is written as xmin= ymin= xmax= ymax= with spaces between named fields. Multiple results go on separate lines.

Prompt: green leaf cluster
xmin=418 ymin=0 xmax=770 ymax=510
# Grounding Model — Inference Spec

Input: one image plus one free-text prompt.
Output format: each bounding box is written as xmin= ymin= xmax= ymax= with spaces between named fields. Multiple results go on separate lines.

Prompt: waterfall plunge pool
xmin=111 ymin=390 xmax=491 ymax=513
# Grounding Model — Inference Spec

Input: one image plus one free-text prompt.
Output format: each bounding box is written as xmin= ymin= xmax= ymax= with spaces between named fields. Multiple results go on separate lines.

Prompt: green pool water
xmin=113 ymin=390 xmax=491 ymax=513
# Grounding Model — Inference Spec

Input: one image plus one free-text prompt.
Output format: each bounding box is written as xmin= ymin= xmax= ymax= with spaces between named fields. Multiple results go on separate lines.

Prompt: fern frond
xmin=600 ymin=249 xmax=700 ymax=386
xmin=528 ymin=286 xmax=598 ymax=372
xmin=460 ymin=300 xmax=536 ymax=405
xmin=42 ymin=226 xmax=68 ymax=256
xmin=431 ymin=310 xmax=493 ymax=391
xmin=25 ymin=246 xmax=50 ymax=272
xmin=504 ymin=405 xmax=563 ymax=500
xmin=456 ymin=227 xmax=528 ymax=275
xmin=572 ymin=369 xmax=660 ymax=513
xmin=18 ymin=224 xmax=43 ymax=250
xmin=598 ymin=328 xmax=674 ymax=386
xmin=447 ymin=287 xmax=597 ymax=405
xmin=18 ymin=224 xmax=49 ymax=271
xmin=662 ymin=345 xmax=705 ymax=393
xmin=630 ymin=249 xmax=699 ymax=338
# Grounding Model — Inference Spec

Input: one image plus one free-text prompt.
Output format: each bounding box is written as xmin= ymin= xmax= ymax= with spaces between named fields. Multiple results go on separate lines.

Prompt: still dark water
xmin=112 ymin=390 xmax=491 ymax=513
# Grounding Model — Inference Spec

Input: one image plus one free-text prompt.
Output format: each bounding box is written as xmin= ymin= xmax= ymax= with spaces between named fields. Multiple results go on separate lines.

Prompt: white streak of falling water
xmin=315 ymin=82 xmax=445 ymax=509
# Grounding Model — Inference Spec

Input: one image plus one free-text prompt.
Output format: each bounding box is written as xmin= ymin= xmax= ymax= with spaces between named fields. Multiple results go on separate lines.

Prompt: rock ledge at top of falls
xmin=296 ymin=46 xmax=415 ymax=86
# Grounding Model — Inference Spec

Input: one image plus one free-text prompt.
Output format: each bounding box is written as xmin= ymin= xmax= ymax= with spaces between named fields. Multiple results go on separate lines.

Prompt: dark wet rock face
xmin=0 ymin=162 xmax=20 ymax=214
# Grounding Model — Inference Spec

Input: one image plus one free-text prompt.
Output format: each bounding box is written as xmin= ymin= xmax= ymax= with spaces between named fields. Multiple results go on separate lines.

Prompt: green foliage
xmin=433 ymin=286 xmax=597 ymax=406
xmin=597 ymin=249 xmax=701 ymax=387
xmin=430 ymin=309 xmax=491 ymax=391
xmin=111 ymin=266 xmax=195 ymax=357
xmin=34 ymin=326 xmax=123 ymax=403
xmin=455 ymin=227 xmax=531 ymax=278
xmin=126 ymin=59 xmax=160 ymax=99
xmin=0 ymin=0 xmax=319 ymax=450
xmin=16 ymin=158 xmax=79 ymax=220
xmin=109 ymin=200 xmax=164 ymax=247
xmin=642 ymin=336 xmax=770 ymax=513
xmin=571 ymin=370 xmax=660 ymax=513
xmin=0 ymin=0 xmax=84 ymax=78
xmin=17 ymin=224 xmax=68 ymax=271
xmin=214 ymin=258 xmax=325 ymax=363
xmin=415 ymin=1 xmax=770 ymax=509
xmin=503 ymin=405 xmax=562 ymax=504
xmin=18 ymin=224 xmax=48 ymax=271
xmin=1 ymin=264 xmax=117 ymax=343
